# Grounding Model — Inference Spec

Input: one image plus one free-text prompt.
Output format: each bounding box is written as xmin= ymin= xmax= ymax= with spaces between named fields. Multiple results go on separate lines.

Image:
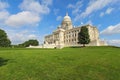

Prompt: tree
xmin=0 ymin=29 xmax=11 ymax=47
xmin=19 ymin=39 xmax=39 ymax=47
xmin=78 ymin=26 xmax=90 ymax=47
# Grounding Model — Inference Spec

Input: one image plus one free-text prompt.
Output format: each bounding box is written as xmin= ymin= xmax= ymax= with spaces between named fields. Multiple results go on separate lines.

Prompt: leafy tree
xmin=0 ymin=29 xmax=11 ymax=47
xmin=19 ymin=39 xmax=39 ymax=47
xmin=78 ymin=26 xmax=90 ymax=47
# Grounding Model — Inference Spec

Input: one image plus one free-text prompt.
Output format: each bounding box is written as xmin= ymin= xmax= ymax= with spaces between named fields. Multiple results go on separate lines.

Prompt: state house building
xmin=44 ymin=13 xmax=106 ymax=48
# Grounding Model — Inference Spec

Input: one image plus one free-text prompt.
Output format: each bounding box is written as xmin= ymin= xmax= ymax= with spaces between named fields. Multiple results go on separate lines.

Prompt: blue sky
xmin=0 ymin=0 xmax=120 ymax=46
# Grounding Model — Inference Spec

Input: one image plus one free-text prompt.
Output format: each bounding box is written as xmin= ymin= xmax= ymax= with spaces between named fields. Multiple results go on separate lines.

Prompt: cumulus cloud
xmin=5 ymin=11 xmax=40 ymax=27
xmin=100 ymin=23 xmax=120 ymax=35
xmin=19 ymin=0 xmax=51 ymax=14
xmin=56 ymin=16 xmax=62 ymax=21
xmin=0 ymin=0 xmax=53 ymax=44
xmin=5 ymin=0 xmax=52 ymax=27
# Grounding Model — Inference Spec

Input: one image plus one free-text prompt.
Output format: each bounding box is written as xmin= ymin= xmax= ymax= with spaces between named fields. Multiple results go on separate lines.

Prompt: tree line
xmin=0 ymin=29 xmax=39 ymax=48
xmin=0 ymin=29 xmax=11 ymax=47
xmin=0 ymin=25 xmax=90 ymax=48
xmin=18 ymin=40 xmax=39 ymax=47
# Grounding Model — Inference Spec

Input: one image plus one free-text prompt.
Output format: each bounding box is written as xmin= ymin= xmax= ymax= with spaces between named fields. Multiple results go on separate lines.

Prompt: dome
xmin=63 ymin=12 xmax=71 ymax=22
xmin=61 ymin=12 xmax=73 ymax=30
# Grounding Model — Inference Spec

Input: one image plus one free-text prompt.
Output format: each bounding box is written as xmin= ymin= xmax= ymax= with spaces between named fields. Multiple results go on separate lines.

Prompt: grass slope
xmin=0 ymin=46 xmax=120 ymax=80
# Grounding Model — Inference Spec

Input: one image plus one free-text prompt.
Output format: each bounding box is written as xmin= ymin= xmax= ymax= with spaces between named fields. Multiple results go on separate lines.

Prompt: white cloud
xmin=81 ymin=0 xmax=112 ymax=17
xmin=7 ymin=30 xmax=39 ymax=44
xmin=28 ymin=34 xmax=37 ymax=39
xmin=0 ymin=1 xmax=9 ymax=21
xmin=19 ymin=0 xmax=51 ymax=14
xmin=0 ymin=10 xmax=9 ymax=21
xmin=49 ymin=25 xmax=54 ymax=29
xmin=0 ymin=2 xmax=10 ymax=26
xmin=42 ymin=0 xmax=52 ymax=6
xmin=107 ymin=40 xmax=120 ymax=47
xmin=100 ymin=12 xmax=104 ymax=17
xmin=0 ymin=1 xmax=9 ymax=10
xmin=100 ymin=23 xmax=120 ymax=35
xmin=0 ymin=0 xmax=52 ymax=44
xmin=100 ymin=8 xmax=114 ymax=17
xmin=80 ymin=22 xmax=83 ymax=25
xmin=74 ymin=0 xmax=118 ymax=21
xmin=67 ymin=4 xmax=74 ymax=9
xmin=56 ymin=16 xmax=62 ymax=21
xmin=85 ymin=20 xmax=93 ymax=25
xmin=105 ymin=8 xmax=114 ymax=14
xmin=67 ymin=1 xmax=83 ymax=15
xmin=5 ymin=11 xmax=40 ymax=27
xmin=53 ymin=9 xmax=59 ymax=15
xmin=4 ymin=0 xmax=52 ymax=27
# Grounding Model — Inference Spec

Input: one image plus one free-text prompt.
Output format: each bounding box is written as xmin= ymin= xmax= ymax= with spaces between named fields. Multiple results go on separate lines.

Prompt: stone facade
xmin=44 ymin=13 xmax=107 ymax=48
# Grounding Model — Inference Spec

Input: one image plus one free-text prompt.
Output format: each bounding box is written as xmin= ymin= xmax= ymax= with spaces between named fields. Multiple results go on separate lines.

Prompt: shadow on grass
xmin=0 ymin=57 xmax=9 ymax=67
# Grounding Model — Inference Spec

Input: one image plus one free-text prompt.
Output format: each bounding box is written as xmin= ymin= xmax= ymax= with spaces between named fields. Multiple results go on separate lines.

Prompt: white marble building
xmin=44 ymin=13 xmax=106 ymax=48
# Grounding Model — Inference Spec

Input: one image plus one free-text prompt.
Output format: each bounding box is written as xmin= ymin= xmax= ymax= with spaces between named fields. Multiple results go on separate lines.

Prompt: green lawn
xmin=0 ymin=46 xmax=120 ymax=80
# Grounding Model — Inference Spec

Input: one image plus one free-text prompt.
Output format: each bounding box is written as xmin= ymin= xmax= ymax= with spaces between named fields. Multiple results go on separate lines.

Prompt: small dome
xmin=63 ymin=12 xmax=71 ymax=22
